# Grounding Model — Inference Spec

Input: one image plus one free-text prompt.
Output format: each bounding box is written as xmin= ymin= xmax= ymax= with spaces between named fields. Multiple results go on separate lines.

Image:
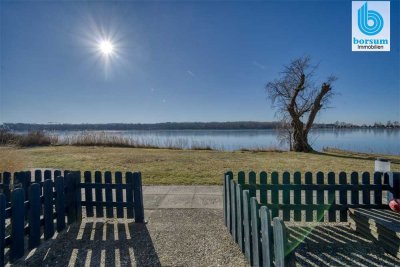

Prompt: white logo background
xmin=352 ymin=1 xmax=390 ymax=52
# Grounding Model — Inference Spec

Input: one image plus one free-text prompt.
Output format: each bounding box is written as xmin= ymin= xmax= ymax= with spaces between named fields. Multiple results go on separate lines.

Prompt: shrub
xmin=0 ymin=129 xmax=18 ymax=145
xmin=17 ymin=131 xmax=55 ymax=147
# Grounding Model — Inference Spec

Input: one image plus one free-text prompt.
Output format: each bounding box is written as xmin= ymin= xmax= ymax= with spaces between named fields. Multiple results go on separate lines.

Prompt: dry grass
xmin=1 ymin=146 xmax=398 ymax=185
xmin=0 ymin=147 xmax=32 ymax=173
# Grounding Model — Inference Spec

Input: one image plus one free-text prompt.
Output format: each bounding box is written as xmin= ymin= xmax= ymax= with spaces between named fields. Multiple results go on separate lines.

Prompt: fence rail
xmin=224 ymin=171 xmax=400 ymax=267
xmin=0 ymin=169 xmax=144 ymax=266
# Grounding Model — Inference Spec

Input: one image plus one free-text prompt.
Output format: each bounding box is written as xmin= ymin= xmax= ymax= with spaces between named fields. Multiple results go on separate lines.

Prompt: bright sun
xmin=98 ymin=40 xmax=114 ymax=56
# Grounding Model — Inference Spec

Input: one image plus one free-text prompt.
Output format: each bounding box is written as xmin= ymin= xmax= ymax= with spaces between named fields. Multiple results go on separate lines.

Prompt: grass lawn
xmin=0 ymin=146 xmax=399 ymax=185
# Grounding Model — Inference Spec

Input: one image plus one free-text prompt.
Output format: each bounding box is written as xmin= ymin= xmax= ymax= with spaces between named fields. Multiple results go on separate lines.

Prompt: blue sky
xmin=0 ymin=0 xmax=399 ymax=124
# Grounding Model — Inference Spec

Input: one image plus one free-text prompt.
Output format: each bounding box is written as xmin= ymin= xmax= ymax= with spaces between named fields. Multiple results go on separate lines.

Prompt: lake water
xmin=52 ymin=128 xmax=400 ymax=155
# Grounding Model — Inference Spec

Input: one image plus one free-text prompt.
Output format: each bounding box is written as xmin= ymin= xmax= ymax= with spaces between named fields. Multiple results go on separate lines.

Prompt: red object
xmin=389 ymin=199 xmax=400 ymax=212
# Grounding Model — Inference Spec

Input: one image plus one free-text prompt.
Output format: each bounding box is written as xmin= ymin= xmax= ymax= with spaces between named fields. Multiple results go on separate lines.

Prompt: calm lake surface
xmin=53 ymin=128 xmax=400 ymax=155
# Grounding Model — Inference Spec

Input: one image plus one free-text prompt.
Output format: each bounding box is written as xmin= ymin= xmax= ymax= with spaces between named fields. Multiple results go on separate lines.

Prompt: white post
xmin=375 ymin=158 xmax=391 ymax=173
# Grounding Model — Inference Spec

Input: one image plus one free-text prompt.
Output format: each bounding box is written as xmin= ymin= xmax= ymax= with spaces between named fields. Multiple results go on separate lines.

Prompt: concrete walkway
xmin=142 ymin=185 xmax=222 ymax=209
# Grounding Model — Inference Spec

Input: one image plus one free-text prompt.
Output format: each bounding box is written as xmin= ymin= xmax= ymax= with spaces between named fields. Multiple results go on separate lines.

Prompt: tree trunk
xmin=291 ymin=121 xmax=313 ymax=152
xmin=292 ymin=132 xmax=313 ymax=152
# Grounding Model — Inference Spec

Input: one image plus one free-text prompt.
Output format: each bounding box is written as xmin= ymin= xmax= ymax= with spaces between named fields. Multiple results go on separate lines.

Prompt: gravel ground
xmin=285 ymin=222 xmax=400 ymax=267
xmin=6 ymin=208 xmax=400 ymax=266
xmin=13 ymin=209 xmax=248 ymax=267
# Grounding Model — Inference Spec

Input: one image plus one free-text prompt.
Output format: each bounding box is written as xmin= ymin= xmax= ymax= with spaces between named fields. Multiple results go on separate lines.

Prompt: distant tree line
xmin=333 ymin=121 xmax=400 ymax=129
xmin=1 ymin=121 xmax=399 ymax=131
xmin=3 ymin=122 xmax=280 ymax=131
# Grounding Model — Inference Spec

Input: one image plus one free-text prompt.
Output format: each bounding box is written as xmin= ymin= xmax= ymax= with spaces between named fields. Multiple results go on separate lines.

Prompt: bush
xmin=0 ymin=129 xmax=56 ymax=147
xmin=17 ymin=131 xmax=55 ymax=147
xmin=0 ymin=129 xmax=18 ymax=145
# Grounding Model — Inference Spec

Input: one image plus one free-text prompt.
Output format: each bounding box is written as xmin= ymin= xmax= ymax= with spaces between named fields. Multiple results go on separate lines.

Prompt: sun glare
xmin=98 ymin=40 xmax=114 ymax=56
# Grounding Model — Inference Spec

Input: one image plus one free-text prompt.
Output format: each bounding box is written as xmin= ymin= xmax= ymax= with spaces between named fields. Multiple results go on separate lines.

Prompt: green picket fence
xmin=223 ymin=171 xmax=400 ymax=267
xmin=0 ymin=169 xmax=144 ymax=266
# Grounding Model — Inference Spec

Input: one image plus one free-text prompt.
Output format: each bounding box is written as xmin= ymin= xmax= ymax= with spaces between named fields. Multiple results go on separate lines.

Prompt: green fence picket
xmin=316 ymin=172 xmax=325 ymax=221
xmin=260 ymin=206 xmax=273 ymax=267
xmin=236 ymin=184 xmax=244 ymax=252
xmin=95 ymin=171 xmax=104 ymax=217
xmin=374 ymin=172 xmax=383 ymax=205
xmin=230 ymin=179 xmax=237 ymax=242
xmin=260 ymin=172 xmax=267 ymax=204
xmin=84 ymin=171 xmax=94 ymax=217
xmin=126 ymin=172 xmax=134 ymax=219
xmin=351 ymin=172 xmax=359 ymax=205
xmin=251 ymin=197 xmax=262 ymax=266
xmin=273 ymin=218 xmax=293 ymax=267
xmin=282 ymin=172 xmax=290 ymax=221
xmin=327 ymin=172 xmax=336 ymax=222
xmin=55 ymin=176 xmax=66 ymax=232
xmin=249 ymin=171 xmax=256 ymax=198
xmin=362 ymin=172 xmax=371 ymax=204
xmin=339 ymin=172 xmax=347 ymax=222
xmin=43 ymin=179 xmax=54 ymax=240
xmin=242 ymin=190 xmax=253 ymax=264
xmin=115 ymin=172 xmax=124 ymax=218
xmin=225 ymin=172 xmax=232 ymax=233
xmin=293 ymin=172 xmax=301 ymax=221
xmin=28 ymin=183 xmax=41 ymax=249
xmin=105 ymin=171 xmax=113 ymax=218
xmin=10 ymin=188 xmax=24 ymax=262
xmin=271 ymin=172 xmax=279 ymax=218
xmin=133 ymin=172 xmax=144 ymax=223
xmin=304 ymin=172 xmax=313 ymax=222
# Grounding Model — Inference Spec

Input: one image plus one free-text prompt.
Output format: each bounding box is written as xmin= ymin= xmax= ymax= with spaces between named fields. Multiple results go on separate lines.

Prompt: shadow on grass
xmin=16 ymin=220 xmax=161 ymax=267
xmin=312 ymin=150 xmax=400 ymax=164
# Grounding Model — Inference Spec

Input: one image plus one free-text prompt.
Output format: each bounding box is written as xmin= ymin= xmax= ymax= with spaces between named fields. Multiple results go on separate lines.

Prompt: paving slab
xmin=143 ymin=185 xmax=222 ymax=209
xmin=192 ymin=194 xmax=223 ymax=209
xmin=167 ymin=185 xmax=197 ymax=195
xmin=194 ymin=185 xmax=222 ymax=195
xmin=142 ymin=186 xmax=171 ymax=195
xmin=158 ymin=194 xmax=194 ymax=208
xmin=143 ymin=195 xmax=166 ymax=209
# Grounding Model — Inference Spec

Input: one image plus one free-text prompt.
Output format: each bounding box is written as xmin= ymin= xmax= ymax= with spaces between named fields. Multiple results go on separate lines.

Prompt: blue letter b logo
xmin=358 ymin=2 xmax=384 ymax=36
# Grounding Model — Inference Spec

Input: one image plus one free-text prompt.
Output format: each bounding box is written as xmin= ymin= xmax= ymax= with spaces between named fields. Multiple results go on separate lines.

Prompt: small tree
xmin=276 ymin=115 xmax=293 ymax=151
xmin=266 ymin=56 xmax=336 ymax=152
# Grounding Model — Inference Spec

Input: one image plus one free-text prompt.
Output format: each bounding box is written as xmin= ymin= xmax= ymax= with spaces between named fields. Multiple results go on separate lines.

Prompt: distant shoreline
xmin=2 ymin=121 xmax=399 ymax=131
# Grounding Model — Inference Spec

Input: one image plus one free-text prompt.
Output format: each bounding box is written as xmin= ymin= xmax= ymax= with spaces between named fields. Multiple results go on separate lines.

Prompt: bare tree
xmin=276 ymin=115 xmax=293 ymax=151
xmin=266 ymin=56 xmax=336 ymax=152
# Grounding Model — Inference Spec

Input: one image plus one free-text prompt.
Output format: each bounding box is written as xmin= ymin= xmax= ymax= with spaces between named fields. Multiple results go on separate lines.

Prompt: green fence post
xmin=28 ymin=183 xmax=41 ymax=249
xmin=273 ymin=218 xmax=295 ymax=267
xmin=55 ymin=176 xmax=66 ymax=232
xmin=126 ymin=172 xmax=134 ymax=219
xmin=251 ymin=197 xmax=262 ymax=266
xmin=43 ymin=179 xmax=54 ymax=240
xmin=105 ymin=171 xmax=113 ymax=218
xmin=10 ymin=188 xmax=25 ymax=262
xmin=260 ymin=206 xmax=273 ymax=267
xmin=223 ymin=173 xmax=227 ymax=227
xmin=133 ymin=172 xmax=144 ymax=223
xmin=230 ymin=179 xmax=237 ymax=241
xmin=74 ymin=172 xmax=82 ymax=223
xmin=115 ymin=172 xmax=124 ymax=218
xmin=225 ymin=172 xmax=233 ymax=233
xmin=243 ymin=190 xmax=253 ymax=265
xmin=236 ymin=183 xmax=244 ymax=252
xmin=84 ymin=171 xmax=94 ymax=217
